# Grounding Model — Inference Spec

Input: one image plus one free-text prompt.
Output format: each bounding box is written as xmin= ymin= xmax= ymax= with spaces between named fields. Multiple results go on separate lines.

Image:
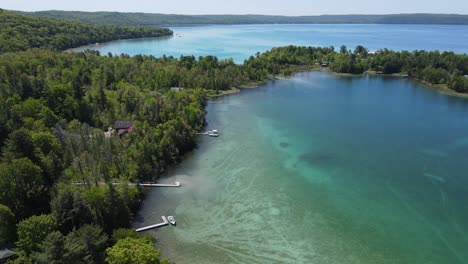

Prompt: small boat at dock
xmin=167 ymin=216 xmax=176 ymax=225
xmin=197 ymin=129 xmax=220 ymax=137
xmin=208 ymin=130 xmax=219 ymax=137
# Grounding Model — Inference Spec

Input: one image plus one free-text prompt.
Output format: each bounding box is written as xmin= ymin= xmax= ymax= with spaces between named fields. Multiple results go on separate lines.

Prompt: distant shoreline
xmin=14 ymin=10 xmax=468 ymax=27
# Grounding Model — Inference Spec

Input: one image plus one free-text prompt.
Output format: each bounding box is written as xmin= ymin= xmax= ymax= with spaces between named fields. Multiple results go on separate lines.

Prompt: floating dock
xmin=136 ymin=216 xmax=169 ymax=232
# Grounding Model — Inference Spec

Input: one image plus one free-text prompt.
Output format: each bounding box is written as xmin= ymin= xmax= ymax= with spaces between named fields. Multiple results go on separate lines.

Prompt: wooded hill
xmin=0 ymin=10 xmax=172 ymax=53
xmin=13 ymin=10 xmax=468 ymax=26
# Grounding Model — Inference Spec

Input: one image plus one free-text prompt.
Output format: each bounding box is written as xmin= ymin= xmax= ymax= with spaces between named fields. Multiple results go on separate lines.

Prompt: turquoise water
xmin=135 ymin=72 xmax=468 ymax=263
xmin=73 ymin=24 xmax=468 ymax=63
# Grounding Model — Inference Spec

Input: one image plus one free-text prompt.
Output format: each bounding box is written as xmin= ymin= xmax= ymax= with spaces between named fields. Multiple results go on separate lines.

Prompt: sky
xmin=1 ymin=0 xmax=468 ymax=15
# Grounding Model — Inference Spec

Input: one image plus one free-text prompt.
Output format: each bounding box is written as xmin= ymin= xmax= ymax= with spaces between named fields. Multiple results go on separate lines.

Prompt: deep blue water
xmin=73 ymin=24 xmax=468 ymax=62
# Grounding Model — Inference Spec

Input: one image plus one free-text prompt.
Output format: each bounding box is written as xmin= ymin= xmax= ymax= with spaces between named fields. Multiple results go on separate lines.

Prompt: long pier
xmin=136 ymin=216 xmax=169 ymax=232
xmin=73 ymin=181 xmax=181 ymax=187
xmin=134 ymin=181 xmax=181 ymax=187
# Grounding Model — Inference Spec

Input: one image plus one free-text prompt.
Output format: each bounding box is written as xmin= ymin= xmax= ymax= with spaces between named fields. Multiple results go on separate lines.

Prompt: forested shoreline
xmin=0 ymin=10 xmax=172 ymax=53
xmin=248 ymin=45 xmax=468 ymax=93
xmin=1 ymin=10 xmax=468 ymax=264
xmin=0 ymin=49 xmax=207 ymax=263
xmin=14 ymin=10 xmax=468 ymax=26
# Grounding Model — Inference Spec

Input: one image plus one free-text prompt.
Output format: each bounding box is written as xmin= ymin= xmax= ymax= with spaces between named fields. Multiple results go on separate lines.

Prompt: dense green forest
xmin=0 ymin=49 xmax=209 ymax=263
xmin=14 ymin=10 xmax=468 ymax=26
xmin=0 ymin=10 xmax=172 ymax=53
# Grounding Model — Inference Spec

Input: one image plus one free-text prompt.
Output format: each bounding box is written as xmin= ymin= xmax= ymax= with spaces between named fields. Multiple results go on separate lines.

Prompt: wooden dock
xmin=135 ymin=181 xmax=181 ymax=187
xmin=73 ymin=181 xmax=181 ymax=187
xmin=136 ymin=216 xmax=169 ymax=232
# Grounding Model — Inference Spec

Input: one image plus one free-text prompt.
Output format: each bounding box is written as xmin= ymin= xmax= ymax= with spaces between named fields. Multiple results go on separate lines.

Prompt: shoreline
xmin=65 ymin=34 xmax=174 ymax=53
xmin=208 ymin=67 xmax=468 ymax=99
xmin=206 ymin=80 xmax=268 ymax=97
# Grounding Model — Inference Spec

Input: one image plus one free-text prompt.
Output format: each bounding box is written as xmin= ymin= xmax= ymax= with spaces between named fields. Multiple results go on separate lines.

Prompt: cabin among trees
xmin=114 ymin=121 xmax=135 ymax=137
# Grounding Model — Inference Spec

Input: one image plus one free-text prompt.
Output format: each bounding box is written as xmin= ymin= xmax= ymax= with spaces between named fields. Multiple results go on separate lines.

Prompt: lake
xmin=73 ymin=24 xmax=468 ymax=63
xmin=85 ymin=24 xmax=468 ymax=263
xmin=134 ymin=71 xmax=468 ymax=263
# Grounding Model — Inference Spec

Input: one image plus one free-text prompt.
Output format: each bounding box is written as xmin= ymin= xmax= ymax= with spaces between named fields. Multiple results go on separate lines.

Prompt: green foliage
xmin=340 ymin=45 xmax=348 ymax=54
xmin=0 ymin=11 xmax=172 ymax=53
xmin=16 ymin=214 xmax=57 ymax=255
xmin=330 ymin=54 xmax=365 ymax=74
xmin=421 ymin=67 xmax=449 ymax=84
xmin=0 ymin=158 xmax=46 ymax=219
xmin=0 ymin=204 xmax=16 ymax=244
xmin=81 ymin=185 xmax=131 ymax=234
xmin=112 ymin=228 xmax=156 ymax=244
xmin=64 ymin=225 xmax=108 ymax=264
xmin=105 ymin=237 xmax=161 ymax=264
xmin=354 ymin=45 xmax=368 ymax=56
xmin=31 ymin=225 xmax=108 ymax=264
xmin=51 ymin=187 xmax=93 ymax=234
xmin=448 ymin=73 xmax=468 ymax=93
xmin=7 ymin=252 xmax=33 ymax=264
xmin=244 ymin=45 xmax=336 ymax=78
xmin=32 ymin=231 xmax=66 ymax=264
xmin=3 ymin=128 xmax=37 ymax=161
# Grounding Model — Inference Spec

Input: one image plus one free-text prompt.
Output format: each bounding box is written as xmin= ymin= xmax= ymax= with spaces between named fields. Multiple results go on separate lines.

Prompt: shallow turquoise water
xmin=73 ymin=24 xmax=468 ymax=62
xmin=136 ymin=72 xmax=468 ymax=263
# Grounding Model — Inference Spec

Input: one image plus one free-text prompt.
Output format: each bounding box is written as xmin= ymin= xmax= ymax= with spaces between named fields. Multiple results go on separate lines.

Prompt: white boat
xmin=207 ymin=130 xmax=219 ymax=137
xmin=167 ymin=216 xmax=176 ymax=225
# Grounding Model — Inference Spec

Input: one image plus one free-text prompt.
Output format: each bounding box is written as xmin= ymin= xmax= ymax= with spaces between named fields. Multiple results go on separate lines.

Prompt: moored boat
xmin=167 ymin=216 xmax=176 ymax=225
xmin=207 ymin=129 xmax=219 ymax=137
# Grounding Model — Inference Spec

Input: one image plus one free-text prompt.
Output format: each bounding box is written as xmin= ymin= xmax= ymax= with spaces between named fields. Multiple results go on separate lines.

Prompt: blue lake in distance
xmin=73 ymin=24 xmax=468 ymax=63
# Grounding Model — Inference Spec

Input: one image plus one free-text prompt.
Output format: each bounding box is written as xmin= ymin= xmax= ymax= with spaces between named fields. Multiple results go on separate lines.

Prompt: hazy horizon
xmin=2 ymin=0 xmax=468 ymax=16
xmin=8 ymin=10 xmax=468 ymax=16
